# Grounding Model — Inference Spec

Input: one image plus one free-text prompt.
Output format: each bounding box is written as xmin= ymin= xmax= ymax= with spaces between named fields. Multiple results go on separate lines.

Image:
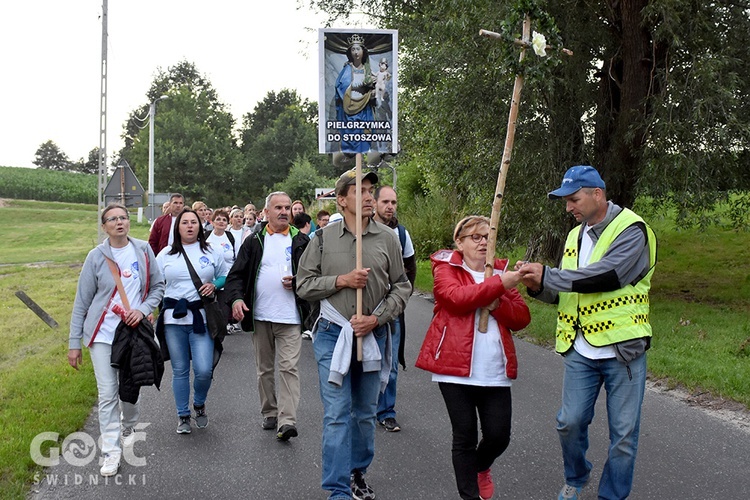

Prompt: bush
xmin=399 ymin=192 xmax=457 ymax=260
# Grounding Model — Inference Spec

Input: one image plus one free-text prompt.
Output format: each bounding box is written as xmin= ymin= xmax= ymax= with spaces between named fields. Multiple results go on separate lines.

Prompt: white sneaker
xmin=121 ymin=427 xmax=135 ymax=448
xmin=100 ymin=453 xmax=121 ymax=477
xmin=302 ymin=330 xmax=313 ymax=340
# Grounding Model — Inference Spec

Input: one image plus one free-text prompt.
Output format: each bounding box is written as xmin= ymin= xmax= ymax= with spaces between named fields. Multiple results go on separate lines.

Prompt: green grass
xmin=0 ymin=200 xmax=151 ymax=498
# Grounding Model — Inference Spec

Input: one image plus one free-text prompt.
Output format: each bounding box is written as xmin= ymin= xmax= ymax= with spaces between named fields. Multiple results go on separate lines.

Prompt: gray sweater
xmin=69 ymin=237 xmax=165 ymax=349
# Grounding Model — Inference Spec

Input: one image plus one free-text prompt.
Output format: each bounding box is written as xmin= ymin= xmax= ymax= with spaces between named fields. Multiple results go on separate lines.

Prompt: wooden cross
xmin=477 ymin=15 xmax=572 ymax=332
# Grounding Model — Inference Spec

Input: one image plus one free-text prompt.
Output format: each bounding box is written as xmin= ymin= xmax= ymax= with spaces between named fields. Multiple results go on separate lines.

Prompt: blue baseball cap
xmin=548 ymin=165 xmax=606 ymax=199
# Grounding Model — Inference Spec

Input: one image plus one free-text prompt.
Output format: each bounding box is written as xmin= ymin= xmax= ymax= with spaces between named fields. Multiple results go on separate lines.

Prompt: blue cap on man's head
xmin=548 ymin=165 xmax=606 ymax=199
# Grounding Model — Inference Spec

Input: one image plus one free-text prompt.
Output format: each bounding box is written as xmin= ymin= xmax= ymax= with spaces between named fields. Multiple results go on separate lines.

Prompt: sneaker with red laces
xmin=478 ymin=468 xmax=494 ymax=499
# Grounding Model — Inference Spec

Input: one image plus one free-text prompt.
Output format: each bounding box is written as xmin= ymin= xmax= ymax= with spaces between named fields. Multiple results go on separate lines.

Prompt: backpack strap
xmin=397 ymin=224 xmax=406 ymax=256
xmin=225 ymin=231 xmax=236 ymax=259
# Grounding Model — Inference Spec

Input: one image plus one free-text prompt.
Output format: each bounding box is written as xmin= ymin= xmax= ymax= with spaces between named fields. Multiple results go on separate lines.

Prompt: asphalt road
xmin=32 ymin=295 xmax=750 ymax=499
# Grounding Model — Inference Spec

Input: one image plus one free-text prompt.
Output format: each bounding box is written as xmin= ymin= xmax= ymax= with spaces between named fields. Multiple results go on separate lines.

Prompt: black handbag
xmin=181 ymin=253 xmax=227 ymax=342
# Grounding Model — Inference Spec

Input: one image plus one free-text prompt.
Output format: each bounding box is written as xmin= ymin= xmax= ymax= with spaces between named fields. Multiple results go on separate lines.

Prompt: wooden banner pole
xmin=478 ymin=15 xmax=531 ymax=332
xmin=355 ymin=153 xmax=364 ymax=360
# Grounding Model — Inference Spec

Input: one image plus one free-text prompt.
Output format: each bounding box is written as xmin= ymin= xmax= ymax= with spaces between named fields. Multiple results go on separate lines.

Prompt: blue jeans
xmin=313 ymin=318 xmax=387 ymax=500
xmin=376 ymin=318 xmax=400 ymax=421
xmin=164 ymin=324 xmax=214 ymax=417
xmin=557 ymin=349 xmax=646 ymax=500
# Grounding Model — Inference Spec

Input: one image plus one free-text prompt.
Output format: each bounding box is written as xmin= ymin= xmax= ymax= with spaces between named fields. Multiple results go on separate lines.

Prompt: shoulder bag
xmin=181 ymin=252 xmax=227 ymax=341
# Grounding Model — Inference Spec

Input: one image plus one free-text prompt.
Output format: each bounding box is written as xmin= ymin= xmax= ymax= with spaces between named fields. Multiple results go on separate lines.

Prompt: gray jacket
xmin=69 ymin=237 xmax=164 ymax=350
xmin=531 ymin=202 xmax=652 ymax=302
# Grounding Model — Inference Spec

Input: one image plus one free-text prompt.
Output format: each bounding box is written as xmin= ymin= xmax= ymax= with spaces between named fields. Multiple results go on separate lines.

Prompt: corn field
xmin=0 ymin=167 xmax=96 ymax=204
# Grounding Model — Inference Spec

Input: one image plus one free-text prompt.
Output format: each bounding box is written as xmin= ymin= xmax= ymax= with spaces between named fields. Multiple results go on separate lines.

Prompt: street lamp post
xmin=147 ymin=95 xmax=168 ymax=220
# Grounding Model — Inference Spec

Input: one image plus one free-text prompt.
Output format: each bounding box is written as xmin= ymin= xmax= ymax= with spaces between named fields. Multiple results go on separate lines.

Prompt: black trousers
xmin=439 ymin=383 xmax=512 ymax=500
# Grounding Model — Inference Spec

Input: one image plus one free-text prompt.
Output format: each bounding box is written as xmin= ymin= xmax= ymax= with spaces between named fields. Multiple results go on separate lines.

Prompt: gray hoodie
xmin=69 ymin=237 xmax=164 ymax=349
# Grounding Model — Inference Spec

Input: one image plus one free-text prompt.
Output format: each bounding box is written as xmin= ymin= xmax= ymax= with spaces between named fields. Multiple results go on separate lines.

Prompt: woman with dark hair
xmin=415 ymin=215 xmax=531 ymax=500
xmin=156 ymin=208 xmax=228 ymax=434
xmin=335 ymin=33 xmax=376 ymax=154
xmin=205 ymin=209 xmax=235 ymax=266
xmin=69 ymin=203 xmax=164 ymax=476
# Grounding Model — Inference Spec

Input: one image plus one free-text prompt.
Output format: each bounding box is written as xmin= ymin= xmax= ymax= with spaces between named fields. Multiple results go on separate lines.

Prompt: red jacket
xmin=415 ymin=249 xmax=531 ymax=379
xmin=148 ymin=214 xmax=173 ymax=256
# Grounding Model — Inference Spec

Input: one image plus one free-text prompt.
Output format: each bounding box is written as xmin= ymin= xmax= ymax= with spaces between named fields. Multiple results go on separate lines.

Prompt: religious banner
xmin=318 ymin=28 xmax=398 ymax=155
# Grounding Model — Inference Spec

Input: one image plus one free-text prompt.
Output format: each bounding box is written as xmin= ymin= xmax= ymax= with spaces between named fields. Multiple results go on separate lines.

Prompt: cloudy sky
xmin=0 ymin=1 xmax=362 ymax=168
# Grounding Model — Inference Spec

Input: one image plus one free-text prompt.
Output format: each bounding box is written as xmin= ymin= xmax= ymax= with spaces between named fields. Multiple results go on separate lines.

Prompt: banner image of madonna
xmin=318 ymin=29 xmax=398 ymax=156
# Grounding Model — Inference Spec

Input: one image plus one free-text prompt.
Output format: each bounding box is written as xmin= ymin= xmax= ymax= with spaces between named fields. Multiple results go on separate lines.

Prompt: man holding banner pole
xmin=297 ymin=167 xmax=411 ymax=500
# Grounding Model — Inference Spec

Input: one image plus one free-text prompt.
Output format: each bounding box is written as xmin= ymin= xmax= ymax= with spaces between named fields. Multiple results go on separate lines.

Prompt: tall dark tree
xmin=239 ymin=89 xmax=330 ymax=202
xmin=124 ymin=61 xmax=242 ymax=206
xmin=33 ymin=140 xmax=71 ymax=171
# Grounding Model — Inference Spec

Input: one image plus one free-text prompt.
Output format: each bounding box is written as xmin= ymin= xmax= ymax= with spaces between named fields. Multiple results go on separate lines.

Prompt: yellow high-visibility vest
xmin=556 ymin=208 xmax=657 ymax=353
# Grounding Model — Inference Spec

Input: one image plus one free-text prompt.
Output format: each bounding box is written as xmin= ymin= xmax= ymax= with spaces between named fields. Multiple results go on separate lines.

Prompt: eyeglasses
xmin=461 ymin=233 xmax=489 ymax=243
xmin=104 ymin=215 xmax=129 ymax=223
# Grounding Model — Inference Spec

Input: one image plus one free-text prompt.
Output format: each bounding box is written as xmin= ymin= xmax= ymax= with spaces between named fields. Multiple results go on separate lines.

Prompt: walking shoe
xmin=176 ymin=415 xmax=192 ymax=434
xmin=262 ymin=416 xmax=278 ymax=430
xmin=558 ymin=484 xmax=582 ymax=500
xmin=477 ymin=468 xmax=494 ymax=499
xmin=194 ymin=405 xmax=208 ymax=429
xmin=276 ymin=424 xmax=298 ymax=441
xmin=121 ymin=426 xmax=136 ymax=447
xmin=379 ymin=417 xmax=401 ymax=432
xmin=351 ymin=470 xmax=376 ymax=500
xmin=100 ymin=453 xmax=120 ymax=477
xmin=301 ymin=329 xmax=313 ymax=340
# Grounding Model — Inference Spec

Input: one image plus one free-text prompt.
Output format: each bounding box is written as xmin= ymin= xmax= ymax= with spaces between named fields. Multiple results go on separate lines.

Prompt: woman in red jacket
xmin=416 ymin=215 xmax=531 ymax=500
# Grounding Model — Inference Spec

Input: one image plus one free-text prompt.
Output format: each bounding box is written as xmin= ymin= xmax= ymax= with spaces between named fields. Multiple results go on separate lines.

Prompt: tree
xmin=123 ymin=61 xmax=243 ymax=206
xmin=33 ymin=140 xmax=71 ymax=171
xmin=239 ymin=89 xmax=331 ymax=202
xmin=312 ymin=0 xmax=750 ymax=259
xmin=71 ymin=148 xmax=100 ymax=175
xmin=274 ymin=158 xmax=333 ymax=204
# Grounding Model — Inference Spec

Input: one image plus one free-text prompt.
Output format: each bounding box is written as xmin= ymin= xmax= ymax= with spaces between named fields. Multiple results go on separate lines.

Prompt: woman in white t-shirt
xmin=205 ymin=209 xmax=235 ymax=266
xmin=68 ymin=203 xmax=165 ymax=477
xmin=156 ymin=209 xmax=228 ymax=435
xmin=228 ymin=208 xmax=245 ymax=258
xmin=415 ymin=216 xmax=531 ymax=500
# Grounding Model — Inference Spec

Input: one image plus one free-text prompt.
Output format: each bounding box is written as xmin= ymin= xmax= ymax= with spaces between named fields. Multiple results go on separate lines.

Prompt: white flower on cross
xmin=531 ymin=32 xmax=547 ymax=57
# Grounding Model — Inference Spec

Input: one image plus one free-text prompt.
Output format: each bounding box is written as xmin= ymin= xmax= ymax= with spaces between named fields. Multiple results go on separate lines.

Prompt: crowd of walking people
xmin=68 ymin=165 xmax=655 ymax=500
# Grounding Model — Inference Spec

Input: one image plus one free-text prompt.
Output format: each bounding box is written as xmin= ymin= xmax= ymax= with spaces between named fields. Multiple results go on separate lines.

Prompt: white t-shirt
xmin=392 ymin=226 xmax=415 ymax=258
xmin=95 ymin=243 xmax=143 ymax=344
xmin=432 ymin=263 xmax=511 ymax=387
xmin=156 ymin=243 xmax=227 ymax=325
xmin=167 ymin=216 xmax=177 ymax=247
xmin=206 ymin=231 xmax=235 ymax=266
xmin=253 ymin=232 xmax=300 ymax=324
xmin=574 ymin=225 xmax=617 ymax=360
xmin=229 ymin=227 xmax=244 ymax=258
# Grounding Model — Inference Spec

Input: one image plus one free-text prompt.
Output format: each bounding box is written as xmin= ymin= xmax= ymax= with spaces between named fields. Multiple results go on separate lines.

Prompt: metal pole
xmin=147 ymin=95 xmax=167 ymax=221
xmin=148 ymin=100 xmax=155 ymax=217
xmin=97 ymin=0 xmax=108 ymax=242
